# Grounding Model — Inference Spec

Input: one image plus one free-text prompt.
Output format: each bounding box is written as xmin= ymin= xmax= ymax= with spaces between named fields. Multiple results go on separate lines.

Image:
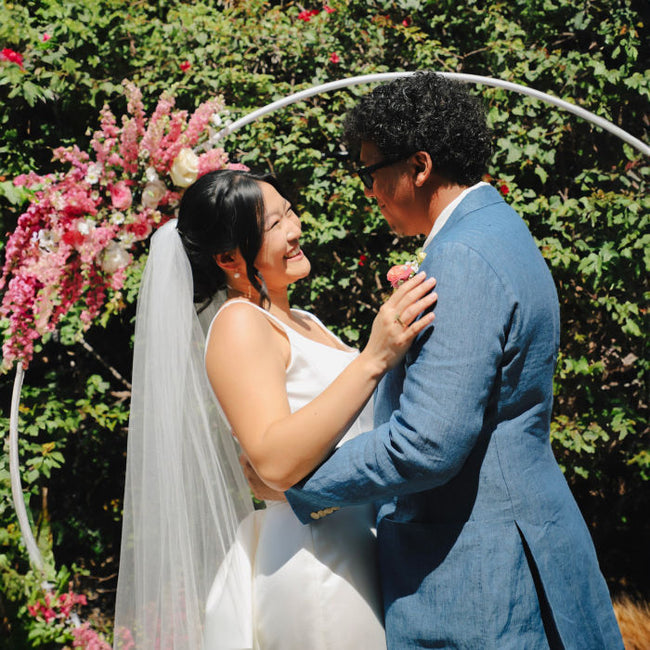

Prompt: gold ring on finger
xmin=394 ymin=313 xmax=405 ymax=327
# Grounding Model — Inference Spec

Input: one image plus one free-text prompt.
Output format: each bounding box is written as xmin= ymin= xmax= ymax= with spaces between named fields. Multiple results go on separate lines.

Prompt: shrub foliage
xmin=0 ymin=0 xmax=647 ymax=645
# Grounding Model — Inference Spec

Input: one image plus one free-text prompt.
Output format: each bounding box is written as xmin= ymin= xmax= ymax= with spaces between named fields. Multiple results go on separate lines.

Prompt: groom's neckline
xmin=422 ymin=181 xmax=489 ymax=249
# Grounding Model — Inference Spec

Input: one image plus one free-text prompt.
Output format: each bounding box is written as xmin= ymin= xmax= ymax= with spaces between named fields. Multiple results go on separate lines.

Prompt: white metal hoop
xmin=9 ymin=361 xmax=44 ymax=571
xmin=207 ymin=72 xmax=650 ymax=156
xmin=9 ymin=71 xmax=649 ymax=571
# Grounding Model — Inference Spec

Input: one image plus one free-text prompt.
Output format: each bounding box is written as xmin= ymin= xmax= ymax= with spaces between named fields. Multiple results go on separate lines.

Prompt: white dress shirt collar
xmin=422 ymin=181 xmax=488 ymax=249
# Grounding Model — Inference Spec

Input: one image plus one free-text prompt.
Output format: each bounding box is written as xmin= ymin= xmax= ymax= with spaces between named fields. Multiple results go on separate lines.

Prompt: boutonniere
xmin=386 ymin=248 xmax=427 ymax=289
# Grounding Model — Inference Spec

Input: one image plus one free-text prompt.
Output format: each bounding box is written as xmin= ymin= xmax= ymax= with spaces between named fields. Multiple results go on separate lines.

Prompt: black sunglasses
xmin=354 ymin=154 xmax=411 ymax=190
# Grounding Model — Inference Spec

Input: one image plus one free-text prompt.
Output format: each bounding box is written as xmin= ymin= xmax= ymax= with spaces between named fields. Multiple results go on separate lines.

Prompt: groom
xmin=282 ymin=73 xmax=623 ymax=648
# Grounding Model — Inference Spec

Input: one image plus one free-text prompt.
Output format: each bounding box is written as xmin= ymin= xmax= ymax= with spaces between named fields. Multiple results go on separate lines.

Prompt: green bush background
xmin=0 ymin=0 xmax=648 ymax=645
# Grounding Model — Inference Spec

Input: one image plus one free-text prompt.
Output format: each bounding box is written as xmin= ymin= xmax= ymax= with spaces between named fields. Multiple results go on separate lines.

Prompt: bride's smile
xmin=254 ymin=181 xmax=311 ymax=289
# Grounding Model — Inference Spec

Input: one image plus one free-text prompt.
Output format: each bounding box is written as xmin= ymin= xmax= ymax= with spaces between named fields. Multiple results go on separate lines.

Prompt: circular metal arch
xmin=9 ymin=72 xmax=649 ymax=571
xmin=210 ymin=72 xmax=650 ymax=156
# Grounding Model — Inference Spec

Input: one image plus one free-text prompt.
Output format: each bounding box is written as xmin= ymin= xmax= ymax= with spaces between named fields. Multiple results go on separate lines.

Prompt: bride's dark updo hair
xmin=177 ymin=169 xmax=286 ymax=309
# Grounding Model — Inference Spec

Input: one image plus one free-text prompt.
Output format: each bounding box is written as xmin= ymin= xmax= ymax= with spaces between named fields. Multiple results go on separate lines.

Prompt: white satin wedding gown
xmin=202 ymin=300 xmax=386 ymax=650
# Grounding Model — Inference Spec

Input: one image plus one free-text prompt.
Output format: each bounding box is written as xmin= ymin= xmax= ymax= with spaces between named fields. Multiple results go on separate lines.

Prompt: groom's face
xmin=359 ymin=141 xmax=419 ymax=237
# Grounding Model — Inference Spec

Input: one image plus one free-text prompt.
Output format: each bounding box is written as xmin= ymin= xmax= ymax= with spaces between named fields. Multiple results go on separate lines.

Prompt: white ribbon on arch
xmin=9 ymin=71 xmax=650 ymax=573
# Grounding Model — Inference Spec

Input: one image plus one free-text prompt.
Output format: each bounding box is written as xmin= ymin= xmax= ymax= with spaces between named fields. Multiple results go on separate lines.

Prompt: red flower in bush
xmin=499 ymin=183 xmax=509 ymax=195
xmin=62 ymin=229 xmax=86 ymax=248
xmin=298 ymin=9 xmax=320 ymax=21
xmin=180 ymin=60 xmax=191 ymax=72
xmin=402 ymin=17 xmax=412 ymax=27
xmin=329 ymin=52 xmax=340 ymax=64
xmin=2 ymin=48 xmax=23 ymax=67
xmin=42 ymin=33 xmax=51 ymax=42
xmin=358 ymin=254 xmax=367 ymax=267
xmin=323 ymin=4 xmax=335 ymax=12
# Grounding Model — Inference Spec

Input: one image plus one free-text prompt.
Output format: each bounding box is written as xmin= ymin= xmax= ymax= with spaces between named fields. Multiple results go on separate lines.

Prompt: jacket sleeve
xmin=286 ymin=241 xmax=513 ymax=523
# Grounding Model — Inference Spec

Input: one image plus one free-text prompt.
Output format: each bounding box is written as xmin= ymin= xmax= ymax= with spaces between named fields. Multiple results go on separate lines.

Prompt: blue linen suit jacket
xmin=286 ymin=185 xmax=623 ymax=649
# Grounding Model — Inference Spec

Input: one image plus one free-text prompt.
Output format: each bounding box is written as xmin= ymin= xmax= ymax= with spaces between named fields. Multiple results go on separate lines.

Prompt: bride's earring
xmin=233 ymin=272 xmax=241 ymax=279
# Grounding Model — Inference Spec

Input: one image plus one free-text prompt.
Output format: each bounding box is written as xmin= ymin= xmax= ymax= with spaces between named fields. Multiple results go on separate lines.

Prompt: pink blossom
xmin=329 ymin=52 xmax=340 ymax=64
xmin=184 ymin=99 xmax=222 ymax=148
xmin=180 ymin=60 xmax=191 ymax=72
xmin=198 ymin=148 xmax=229 ymax=176
xmin=13 ymin=172 xmax=42 ymax=188
xmin=323 ymin=5 xmax=335 ymax=13
xmin=1 ymin=82 xmax=236 ymax=368
xmin=127 ymin=217 xmax=152 ymax=240
xmin=71 ymin=623 xmax=112 ymax=649
xmin=110 ymin=181 xmax=133 ymax=210
xmin=116 ymin=627 xmax=135 ymax=650
xmin=227 ymin=162 xmax=250 ymax=172
xmin=387 ymin=263 xmax=416 ymax=288
xmin=157 ymin=110 xmax=189 ymax=168
xmin=42 ymin=33 xmax=51 ymax=42
xmin=2 ymin=48 xmax=23 ymax=67
xmin=139 ymin=93 xmax=175 ymax=167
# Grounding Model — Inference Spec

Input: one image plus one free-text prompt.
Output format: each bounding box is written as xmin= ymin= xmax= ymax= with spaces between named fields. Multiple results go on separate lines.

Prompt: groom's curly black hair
xmin=343 ymin=72 xmax=492 ymax=186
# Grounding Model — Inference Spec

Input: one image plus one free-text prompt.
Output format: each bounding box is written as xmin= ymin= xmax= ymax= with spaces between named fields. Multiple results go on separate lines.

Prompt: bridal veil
xmin=114 ymin=219 xmax=254 ymax=649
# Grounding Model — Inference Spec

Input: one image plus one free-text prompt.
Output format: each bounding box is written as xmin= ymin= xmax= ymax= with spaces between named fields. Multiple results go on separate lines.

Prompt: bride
xmin=113 ymin=169 xmax=436 ymax=649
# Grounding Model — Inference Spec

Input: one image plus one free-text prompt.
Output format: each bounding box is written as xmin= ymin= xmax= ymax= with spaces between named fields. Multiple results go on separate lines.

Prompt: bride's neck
xmin=226 ymin=285 xmax=292 ymax=317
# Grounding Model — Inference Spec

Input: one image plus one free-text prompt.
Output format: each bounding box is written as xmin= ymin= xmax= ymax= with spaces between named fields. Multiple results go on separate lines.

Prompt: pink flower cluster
xmin=27 ymin=587 xmax=87 ymax=624
xmin=387 ymin=249 xmax=427 ymax=289
xmin=72 ymin=623 xmax=113 ymax=650
xmin=1 ymin=80 xmax=243 ymax=369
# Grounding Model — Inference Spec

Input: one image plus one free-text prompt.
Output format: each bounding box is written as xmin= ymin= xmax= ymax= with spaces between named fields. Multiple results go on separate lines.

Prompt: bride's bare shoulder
xmin=207 ymin=301 xmax=286 ymax=361
xmin=210 ymin=301 xmax=270 ymax=340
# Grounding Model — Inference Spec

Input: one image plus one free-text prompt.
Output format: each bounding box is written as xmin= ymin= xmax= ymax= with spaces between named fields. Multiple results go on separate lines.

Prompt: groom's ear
xmin=412 ymin=151 xmax=433 ymax=187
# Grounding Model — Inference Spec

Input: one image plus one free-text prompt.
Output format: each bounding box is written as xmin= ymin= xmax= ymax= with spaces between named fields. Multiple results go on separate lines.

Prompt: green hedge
xmin=1 ymin=0 xmax=647 ymax=645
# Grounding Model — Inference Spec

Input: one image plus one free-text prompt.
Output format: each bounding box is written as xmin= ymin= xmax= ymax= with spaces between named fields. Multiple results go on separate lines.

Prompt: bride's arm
xmin=206 ymin=273 xmax=436 ymax=491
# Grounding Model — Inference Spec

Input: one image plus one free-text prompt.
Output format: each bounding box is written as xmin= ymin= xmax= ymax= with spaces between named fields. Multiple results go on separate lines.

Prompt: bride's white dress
xmin=202 ymin=301 xmax=386 ymax=650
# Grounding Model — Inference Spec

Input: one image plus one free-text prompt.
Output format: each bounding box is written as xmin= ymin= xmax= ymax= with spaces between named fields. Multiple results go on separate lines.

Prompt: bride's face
xmin=254 ymin=182 xmax=311 ymax=290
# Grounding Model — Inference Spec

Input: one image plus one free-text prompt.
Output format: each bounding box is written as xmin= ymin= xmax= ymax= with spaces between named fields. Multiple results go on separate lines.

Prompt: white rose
xmin=101 ymin=242 xmax=131 ymax=274
xmin=141 ymin=179 xmax=167 ymax=209
xmin=38 ymin=229 xmax=59 ymax=252
xmin=145 ymin=166 xmax=159 ymax=183
xmin=77 ymin=219 xmax=94 ymax=235
xmin=170 ymin=148 xmax=199 ymax=188
xmin=85 ymin=162 xmax=102 ymax=185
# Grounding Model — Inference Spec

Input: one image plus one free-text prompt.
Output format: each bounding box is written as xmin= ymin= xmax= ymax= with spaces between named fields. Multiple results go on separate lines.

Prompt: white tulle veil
xmin=114 ymin=219 xmax=254 ymax=649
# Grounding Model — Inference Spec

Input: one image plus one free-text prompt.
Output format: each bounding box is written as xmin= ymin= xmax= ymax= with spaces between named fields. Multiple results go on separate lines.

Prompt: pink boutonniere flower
xmin=387 ymin=249 xmax=426 ymax=289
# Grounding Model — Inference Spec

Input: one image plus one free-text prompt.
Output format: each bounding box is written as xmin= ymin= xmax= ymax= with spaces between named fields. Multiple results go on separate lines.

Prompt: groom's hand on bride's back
xmin=239 ymin=452 xmax=287 ymax=502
